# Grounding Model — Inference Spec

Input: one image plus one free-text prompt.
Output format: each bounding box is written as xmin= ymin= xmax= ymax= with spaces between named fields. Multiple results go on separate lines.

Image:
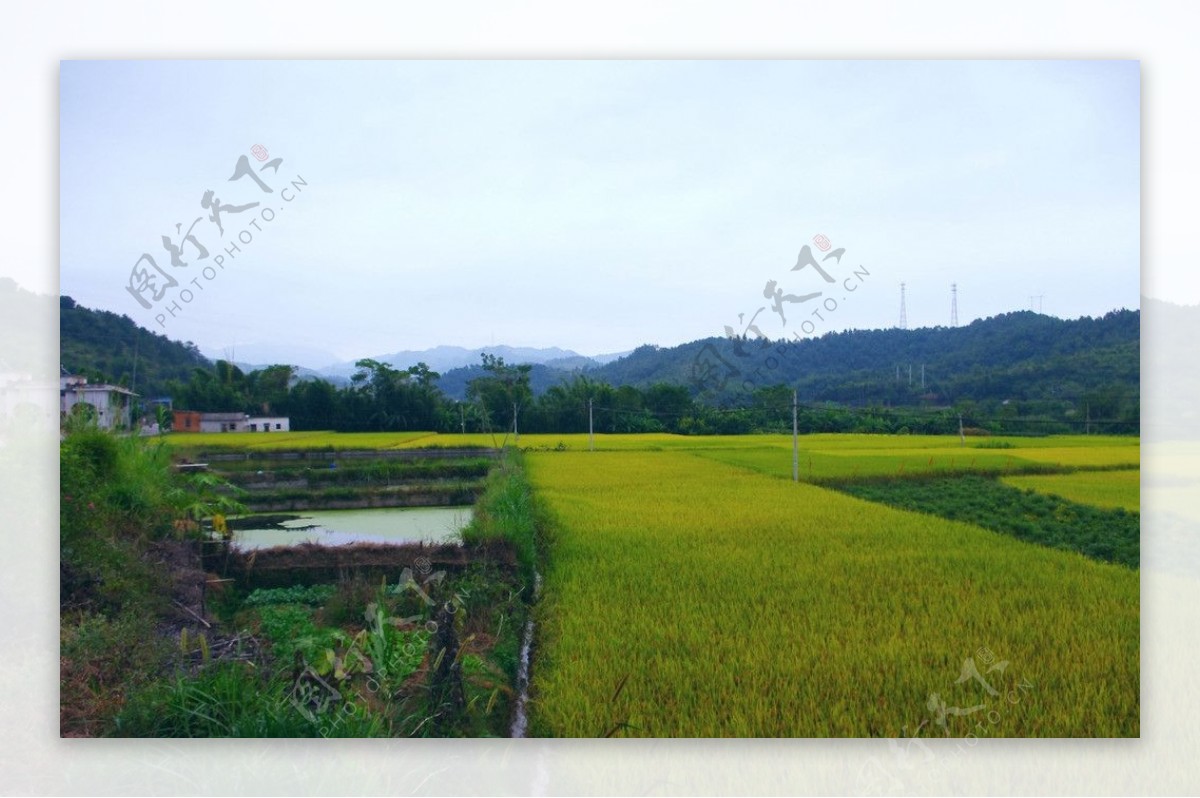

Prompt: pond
xmin=228 ymin=506 xmax=472 ymax=550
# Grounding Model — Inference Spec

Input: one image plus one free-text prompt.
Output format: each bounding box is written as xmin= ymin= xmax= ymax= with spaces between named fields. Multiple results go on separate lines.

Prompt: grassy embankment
xmin=63 ymin=428 xmax=538 ymax=737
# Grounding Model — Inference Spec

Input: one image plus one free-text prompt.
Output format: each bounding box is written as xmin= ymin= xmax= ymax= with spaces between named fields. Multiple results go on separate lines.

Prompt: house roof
xmin=64 ymin=383 xmax=137 ymax=397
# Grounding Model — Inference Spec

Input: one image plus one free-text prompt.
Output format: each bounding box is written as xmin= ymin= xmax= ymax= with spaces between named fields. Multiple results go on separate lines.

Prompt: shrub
xmin=113 ymin=661 xmax=387 ymax=737
xmin=460 ymin=450 xmax=544 ymax=586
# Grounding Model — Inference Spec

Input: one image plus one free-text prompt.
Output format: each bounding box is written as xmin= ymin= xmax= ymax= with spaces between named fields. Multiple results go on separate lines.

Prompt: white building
xmin=174 ymin=410 xmax=290 ymax=433
xmin=197 ymin=411 xmax=249 ymax=433
xmin=60 ymin=374 xmax=136 ymax=430
xmin=246 ymin=416 xmax=289 ymax=432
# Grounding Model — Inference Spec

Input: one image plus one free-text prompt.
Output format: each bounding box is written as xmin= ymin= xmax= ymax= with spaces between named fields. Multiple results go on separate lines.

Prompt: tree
xmin=344 ymin=359 xmax=447 ymax=432
xmin=642 ymin=383 xmax=695 ymax=433
xmin=246 ymin=364 xmax=296 ymax=415
xmin=289 ymin=378 xmax=339 ymax=430
xmin=351 ymin=359 xmax=410 ymax=430
xmin=538 ymin=375 xmax=612 ymax=433
xmin=466 ymin=354 xmax=533 ymax=442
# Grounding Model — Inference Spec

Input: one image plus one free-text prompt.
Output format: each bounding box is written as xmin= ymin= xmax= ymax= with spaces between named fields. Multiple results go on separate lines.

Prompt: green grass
xmin=243 ymin=584 xmax=337 ymax=607
xmin=461 ymin=449 xmax=542 ymax=587
xmin=113 ymin=660 xmax=388 ymax=737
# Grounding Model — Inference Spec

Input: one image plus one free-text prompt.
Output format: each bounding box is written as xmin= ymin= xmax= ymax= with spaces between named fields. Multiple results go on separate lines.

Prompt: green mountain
xmin=430 ymin=309 xmax=1139 ymax=423
xmin=593 ymin=309 xmax=1139 ymax=411
xmin=59 ymin=290 xmax=1142 ymax=435
xmin=59 ymin=296 xmax=212 ymax=399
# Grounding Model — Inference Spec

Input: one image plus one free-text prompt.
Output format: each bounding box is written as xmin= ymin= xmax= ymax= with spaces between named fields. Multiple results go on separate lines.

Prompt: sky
xmin=59 ymin=60 xmax=1140 ymax=367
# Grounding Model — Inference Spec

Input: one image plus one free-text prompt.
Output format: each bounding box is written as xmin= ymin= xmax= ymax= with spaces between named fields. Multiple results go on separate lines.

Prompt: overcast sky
xmin=59 ymin=60 xmax=1139 ymax=367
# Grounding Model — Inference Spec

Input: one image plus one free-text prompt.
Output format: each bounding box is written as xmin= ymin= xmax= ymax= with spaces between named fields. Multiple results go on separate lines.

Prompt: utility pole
xmin=1085 ymin=403 xmax=1090 ymax=436
xmin=908 ymin=364 xmax=912 ymax=387
xmin=792 ymin=389 xmax=799 ymax=483
xmin=588 ymin=398 xmax=594 ymax=452
xmin=513 ymin=401 xmax=519 ymax=444
xmin=131 ymin=331 xmax=139 ymax=396
xmin=959 ymin=412 xmax=965 ymax=447
xmin=459 ymin=403 xmax=466 ymax=435
xmin=920 ymin=364 xmax=925 ymax=391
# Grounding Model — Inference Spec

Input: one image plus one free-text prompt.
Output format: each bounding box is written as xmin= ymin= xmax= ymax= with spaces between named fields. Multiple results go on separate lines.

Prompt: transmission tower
xmin=951 ymin=283 xmax=958 ymax=327
xmin=899 ymin=282 xmax=908 ymax=330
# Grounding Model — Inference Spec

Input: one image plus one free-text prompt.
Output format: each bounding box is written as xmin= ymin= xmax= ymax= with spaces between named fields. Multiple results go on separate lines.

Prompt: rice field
xmin=1002 ymin=470 xmax=1141 ymax=513
xmin=163 ymin=431 xmax=439 ymax=450
xmin=1000 ymin=446 xmax=1140 ymax=468
xmin=156 ymin=429 xmax=1140 ymax=736
xmin=525 ymin=450 xmax=1139 ymax=737
xmin=692 ymin=446 xmax=1055 ymax=483
xmin=163 ymin=429 xmax=1140 ymax=462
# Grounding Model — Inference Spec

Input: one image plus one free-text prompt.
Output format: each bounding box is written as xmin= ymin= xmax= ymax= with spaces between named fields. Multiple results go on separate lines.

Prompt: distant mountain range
xmin=320 ymin=345 xmax=631 ymax=378
xmin=202 ymin=344 xmax=635 ymax=382
xmin=200 ymin=343 xmax=343 ymax=372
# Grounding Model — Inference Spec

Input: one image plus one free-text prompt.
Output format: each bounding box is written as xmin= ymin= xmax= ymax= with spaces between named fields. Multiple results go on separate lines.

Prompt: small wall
xmin=208 ymin=539 xmax=516 ymax=590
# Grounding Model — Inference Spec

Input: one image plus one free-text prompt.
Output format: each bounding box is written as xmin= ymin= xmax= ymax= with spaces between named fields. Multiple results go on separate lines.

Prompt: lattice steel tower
xmin=951 ymin=283 xmax=958 ymax=327
xmin=899 ymin=282 xmax=908 ymax=330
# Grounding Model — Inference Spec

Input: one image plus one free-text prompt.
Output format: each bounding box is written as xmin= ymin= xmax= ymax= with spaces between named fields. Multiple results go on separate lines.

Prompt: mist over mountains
xmin=200 ymin=344 xmax=634 ymax=384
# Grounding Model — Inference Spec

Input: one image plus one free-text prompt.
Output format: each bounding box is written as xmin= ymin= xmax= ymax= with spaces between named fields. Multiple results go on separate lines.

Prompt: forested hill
xmin=60 ymin=296 xmax=212 ymax=398
xmin=59 ymin=290 xmax=1139 ymax=428
xmin=589 ymin=309 xmax=1140 ymax=409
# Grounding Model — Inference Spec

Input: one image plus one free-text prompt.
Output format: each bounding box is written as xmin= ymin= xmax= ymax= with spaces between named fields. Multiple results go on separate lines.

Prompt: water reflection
xmin=230 ymin=506 xmax=471 ymax=550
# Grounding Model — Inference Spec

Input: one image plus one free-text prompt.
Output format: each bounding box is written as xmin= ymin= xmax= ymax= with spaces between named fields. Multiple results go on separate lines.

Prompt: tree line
xmin=166 ymin=353 xmax=1137 ymax=437
xmin=60 ymin=295 xmax=1140 ymax=436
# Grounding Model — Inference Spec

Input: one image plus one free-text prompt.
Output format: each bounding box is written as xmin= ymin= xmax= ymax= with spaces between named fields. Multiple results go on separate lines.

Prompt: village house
xmin=60 ymin=372 xmax=136 ymax=430
xmin=172 ymin=410 xmax=290 ymax=433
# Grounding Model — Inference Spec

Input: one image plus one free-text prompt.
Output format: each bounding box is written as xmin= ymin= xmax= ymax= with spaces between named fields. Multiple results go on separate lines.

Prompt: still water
xmin=230 ymin=506 xmax=472 ymax=550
